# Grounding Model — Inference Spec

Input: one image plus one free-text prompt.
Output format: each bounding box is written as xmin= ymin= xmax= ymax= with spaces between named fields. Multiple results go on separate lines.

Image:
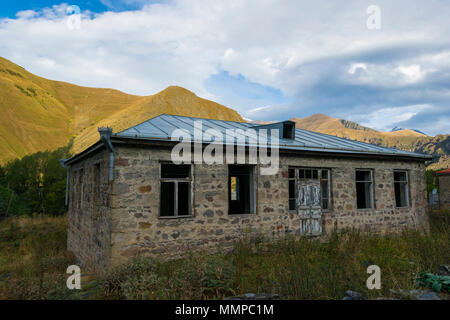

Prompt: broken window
xmin=288 ymin=167 xmax=331 ymax=211
xmin=394 ymin=170 xmax=409 ymax=207
xmin=356 ymin=170 xmax=373 ymax=209
xmin=228 ymin=165 xmax=255 ymax=215
xmin=160 ymin=164 xmax=191 ymax=217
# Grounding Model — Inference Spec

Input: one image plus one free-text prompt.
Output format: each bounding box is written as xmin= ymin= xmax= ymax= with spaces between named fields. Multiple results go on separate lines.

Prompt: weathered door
xmin=297 ymin=180 xmax=322 ymax=236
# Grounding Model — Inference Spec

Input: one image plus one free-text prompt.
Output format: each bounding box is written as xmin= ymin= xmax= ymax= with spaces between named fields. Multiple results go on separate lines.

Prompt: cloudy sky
xmin=0 ymin=0 xmax=449 ymax=135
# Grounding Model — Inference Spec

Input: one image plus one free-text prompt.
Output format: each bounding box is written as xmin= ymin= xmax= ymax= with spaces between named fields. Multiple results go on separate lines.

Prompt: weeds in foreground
xmin=102 ymin=252 xmax=236 ymax=299
xmin=0 ymin=215 xmax=86 ymax=299
xmin=0 ymin=209 xmax=448 ymax=300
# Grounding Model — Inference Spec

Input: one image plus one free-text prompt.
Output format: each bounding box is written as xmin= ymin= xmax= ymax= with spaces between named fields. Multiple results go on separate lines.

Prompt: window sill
xmin=290 ymin=209 xmax=331 ymax=213
xmin=228 ymin=213 xmax=256 ymax=216
xmin=158 ymin=215 xmax=194 ymax=219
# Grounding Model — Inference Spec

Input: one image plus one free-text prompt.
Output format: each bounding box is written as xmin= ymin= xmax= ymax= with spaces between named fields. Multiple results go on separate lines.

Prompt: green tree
xmin=1 ymin=142 xmax=72 ymax=216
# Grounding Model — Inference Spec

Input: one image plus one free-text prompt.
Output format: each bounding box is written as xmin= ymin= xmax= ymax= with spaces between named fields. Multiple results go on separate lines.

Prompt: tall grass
xmin=232 ymin=227 xmax=448 ymax=299
xmin=0 ymin=210 xmax=448 ymax=299
xmin=103 ymin=209 xmax=449 ymax=300
xmin=0 ymin=215 xmax=85 ymax=299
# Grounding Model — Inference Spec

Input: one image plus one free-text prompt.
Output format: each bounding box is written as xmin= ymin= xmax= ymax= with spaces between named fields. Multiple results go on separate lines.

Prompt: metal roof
xmin=114 ymin=114 xmax=431 ymax=159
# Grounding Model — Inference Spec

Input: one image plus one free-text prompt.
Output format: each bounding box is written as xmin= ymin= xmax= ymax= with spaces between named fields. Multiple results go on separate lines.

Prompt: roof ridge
xmin=112 ymin=114 xmax=430 ymax=160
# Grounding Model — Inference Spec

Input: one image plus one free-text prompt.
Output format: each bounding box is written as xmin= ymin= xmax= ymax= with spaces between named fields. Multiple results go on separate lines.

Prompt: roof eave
xmin=111 ymin=136 xmax=433 ymax=161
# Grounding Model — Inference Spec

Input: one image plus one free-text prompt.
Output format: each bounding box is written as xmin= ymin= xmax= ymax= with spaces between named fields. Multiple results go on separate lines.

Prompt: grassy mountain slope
xmin=1 ymin=57 xmax=447 ymax=169
xmin=291 ymin=114 xmax=449 ymax=169
xmin=73 ymin=85 xmax=243 ymax=153
xmin=0 ymin=57 xmax=243 ymax=164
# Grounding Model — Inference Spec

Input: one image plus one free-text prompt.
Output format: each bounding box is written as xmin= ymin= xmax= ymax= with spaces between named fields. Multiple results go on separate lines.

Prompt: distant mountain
xmin=391 ymin=126 xmax=427 ymax=136
xmin=0 ymin=57 xmax=243 ymax=164
xmin=291 ymin=114 xmax=449 ymax=170
xmin=1 ymin=56 xmax=447 ymax=170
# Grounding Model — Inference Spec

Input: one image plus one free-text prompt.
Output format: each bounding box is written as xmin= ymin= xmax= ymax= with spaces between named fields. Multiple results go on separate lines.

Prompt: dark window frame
xmin=228 ymin=165 xmax=256 ymax=215
xmin=288 ymin=167 xmax=331 ymax=212
xmin=159 ymin=163 xmax=193 ymax=218
xmin=394 ymin=170 xmax=409 ymax=208
xmin=355 ymin=169 xmax=374 ymax=209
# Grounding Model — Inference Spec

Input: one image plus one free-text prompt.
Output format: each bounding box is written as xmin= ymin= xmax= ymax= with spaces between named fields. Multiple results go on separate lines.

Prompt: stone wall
xmin=67 ymin=149 xmax=112 ymax=274
xmin=107 ymin=145 xmax=429 ymax=268
xmin=437 ymin=174 xmax=450 ymax=208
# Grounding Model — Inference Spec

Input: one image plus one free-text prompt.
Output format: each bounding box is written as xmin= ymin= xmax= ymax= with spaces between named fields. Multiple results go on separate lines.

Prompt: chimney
xmin=251 ymin=121 xmax=296 ymax=140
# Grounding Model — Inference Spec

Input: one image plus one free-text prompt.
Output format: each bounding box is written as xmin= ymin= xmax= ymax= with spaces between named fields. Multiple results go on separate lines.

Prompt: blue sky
xmin=0 ymin=0 xmax=449 ymax=135
xmin=0 ymin=1 xmax=149 ymax=18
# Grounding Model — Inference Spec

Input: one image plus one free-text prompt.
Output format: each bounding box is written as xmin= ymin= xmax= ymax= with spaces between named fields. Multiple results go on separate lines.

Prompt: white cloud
xmin=37 ymin=57 xmax=56 ymax=68
xmin=348 ymin=63 xmax=367 ymax=75
xmin=398 ymin=65 xmax=424 ymax=83
xmin=246 ymin=105 xmax=275 ymax=115
xmin=15 ymin=10 xmax=38 ymax=19
xmin=0 ymin=0 xmax=449 ymax=134
xmin=345 ymin=104 xmax=431 ymax=131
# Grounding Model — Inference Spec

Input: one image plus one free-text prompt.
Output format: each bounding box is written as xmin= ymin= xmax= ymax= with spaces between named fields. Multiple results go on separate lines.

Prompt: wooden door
xmin=297 ymin=180 xmax=322 ymax=236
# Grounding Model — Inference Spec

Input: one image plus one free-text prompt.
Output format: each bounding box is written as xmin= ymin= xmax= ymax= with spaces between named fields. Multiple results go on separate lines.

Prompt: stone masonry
xmin=67 ymin=145 xmax=429 ymax=273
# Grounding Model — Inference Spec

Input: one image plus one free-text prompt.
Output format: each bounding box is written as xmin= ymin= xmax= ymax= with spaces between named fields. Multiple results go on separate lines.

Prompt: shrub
xmin=415 ymin=272 xmax=450 ymax=293
xmin=101 ymin=255 xmax=162 ymax=298
xmin=173 ymin=252 xmax=236 ymax=299
xmin=102 ymin=252 xmax=236 ymax=300
xmin=121 ymin=272 xmax=168 ymax=300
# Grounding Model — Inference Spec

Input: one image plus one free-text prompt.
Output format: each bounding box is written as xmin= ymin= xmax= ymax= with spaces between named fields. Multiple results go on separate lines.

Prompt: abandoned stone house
xmin=61 ymin=114 xmax=431 ymax=273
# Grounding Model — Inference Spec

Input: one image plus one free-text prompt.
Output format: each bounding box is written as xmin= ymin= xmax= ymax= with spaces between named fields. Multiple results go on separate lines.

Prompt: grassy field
xmin=0 ymin=215 xmax=94 ymax=299
xmin=0 ymin=210 xmax=448 ymax=300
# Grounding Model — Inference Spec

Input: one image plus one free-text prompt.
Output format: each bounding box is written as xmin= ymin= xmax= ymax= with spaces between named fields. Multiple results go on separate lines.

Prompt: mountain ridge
xmin=0 ymin=57 xmax=243 ymax=164
xmin=290 ymin=114 xmax=449 ymax=170
xmin=0 ymin=57 xmax=448 ymax=170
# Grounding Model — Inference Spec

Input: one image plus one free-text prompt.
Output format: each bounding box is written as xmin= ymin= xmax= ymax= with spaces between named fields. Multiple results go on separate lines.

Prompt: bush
xmin=0 ymin=273 xmax=84 ymax=300
xmin=416 ymin=272 xmax=450 ymax=293
xmin=122 ymin=272 xmax=168 ymax=300
xmin=0 ymin=215 xmax=83 ymax=300
xmin=101 ymin=256 xmax=162 ymax=298
xmin=173 ymin=252 xmax=236 ymax=299
xmin=102 ymin=252 xmax=236 ymax=300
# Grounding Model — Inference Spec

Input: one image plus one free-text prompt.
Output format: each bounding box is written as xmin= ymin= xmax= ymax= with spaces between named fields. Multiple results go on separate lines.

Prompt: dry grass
xmin=0 ymin=57 xmax=243 ymax=164
xmin=1 ymin=210 xmax=448 ymax=300
xmin=103 ymin=209 xmax=449 ymax=300
xmin=0 ymin=215 xmax=94 ymax=299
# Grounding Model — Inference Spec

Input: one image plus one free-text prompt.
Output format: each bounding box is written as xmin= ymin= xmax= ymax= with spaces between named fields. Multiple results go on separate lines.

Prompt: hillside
xmin=0 ymin=57 xmax=243 ymax=164
xmin=291 ymin=114 xmax=450 ymax=169
xmin=1 ymin=57 xmax=448 ymax=169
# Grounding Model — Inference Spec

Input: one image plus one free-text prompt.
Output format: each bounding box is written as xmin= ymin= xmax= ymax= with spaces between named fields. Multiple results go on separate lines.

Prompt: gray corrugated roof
xmin=114 ymin=114 xmax=430 ymax=159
